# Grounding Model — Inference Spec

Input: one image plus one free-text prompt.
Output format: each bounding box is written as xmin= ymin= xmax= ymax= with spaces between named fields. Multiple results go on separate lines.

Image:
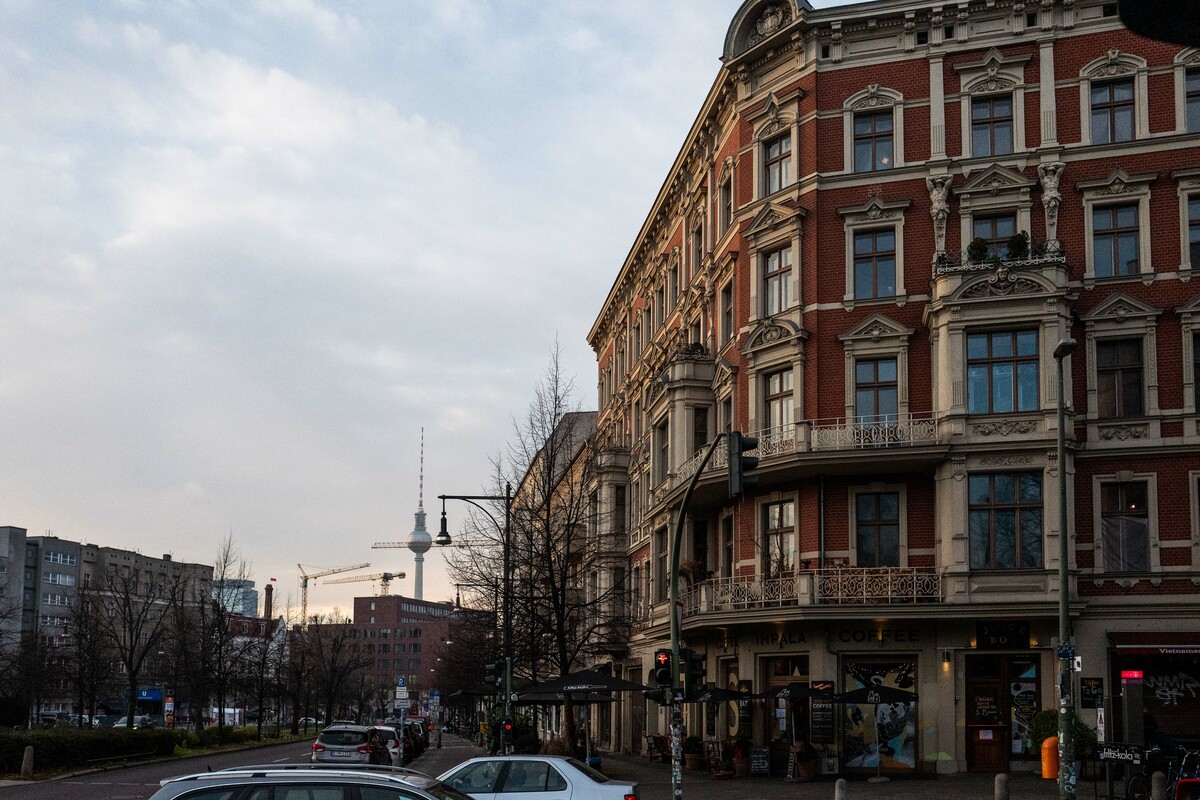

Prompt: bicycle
xmin=1126 ymin=745 xmax=1200 ymax=800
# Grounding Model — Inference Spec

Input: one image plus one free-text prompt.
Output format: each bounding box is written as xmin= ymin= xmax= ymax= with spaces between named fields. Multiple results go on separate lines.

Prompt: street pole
xmin=1054 ymin=338 xmax=1077 ymax=800
xmin=436 ymin=483 xmax=514 ymax=754
xmin=668 ymin=434 xmax=725 ymax=800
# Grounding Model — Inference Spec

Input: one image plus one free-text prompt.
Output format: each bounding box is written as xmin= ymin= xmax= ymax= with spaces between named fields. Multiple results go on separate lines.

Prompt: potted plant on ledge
xmin=683 ymin=736 xmax=705 ymax=770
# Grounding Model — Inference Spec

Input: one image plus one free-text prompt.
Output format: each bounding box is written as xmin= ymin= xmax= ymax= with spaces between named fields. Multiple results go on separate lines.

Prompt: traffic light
xmin=501 ymin=718 xmax=514 ymax=742
xmin=484 ymin=662 xmax=499 ymax=689
xmin=683 ymin=649 xmax=707 ymax=701
xmin=653 ymin=649 xmax=673 ymax=688
xmin=644 ymin=687 xmax=669 ymax=706
xmin=727 ymin=430 xmax=759 ymax=498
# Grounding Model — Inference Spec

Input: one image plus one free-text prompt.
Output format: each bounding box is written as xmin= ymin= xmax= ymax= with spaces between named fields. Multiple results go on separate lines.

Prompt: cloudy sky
xmin=1 ymin=1 xmax=843 ymax=617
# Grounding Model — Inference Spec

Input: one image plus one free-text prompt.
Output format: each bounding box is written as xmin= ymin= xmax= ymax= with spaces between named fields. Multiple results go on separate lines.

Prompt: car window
xmin=444 ymin=761 xmax=500 ymax=793
xmin=360 ymin=789 xmax=428 ymax=800
xmin=177 ymin=789 xmax=241 ymax=800
xmin=418 ymin=782 xmax=478 ymax=800
xmin=565 ymin=758 xmax=610 ymax=783
xmin=319 ymin=730 xmax=367 ymax=746
xmin=502 ymin=761 xmax=556 ymax=793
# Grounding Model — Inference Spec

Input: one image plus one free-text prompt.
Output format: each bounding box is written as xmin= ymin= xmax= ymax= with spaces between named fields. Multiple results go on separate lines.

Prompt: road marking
xmin=273 ymin=757 xmax=290 ymax=762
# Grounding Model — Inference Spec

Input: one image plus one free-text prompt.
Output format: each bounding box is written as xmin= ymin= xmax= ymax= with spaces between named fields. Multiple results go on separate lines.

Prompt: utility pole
xmin=1054 ymin=338 xmax=1077 ymax=800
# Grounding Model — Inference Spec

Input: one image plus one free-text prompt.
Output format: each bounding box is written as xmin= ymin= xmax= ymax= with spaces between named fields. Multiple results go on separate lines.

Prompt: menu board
xmin=1082 ymin=678 xmax=1104 ymax=709
xmin=811 ymin=700 xmax=834 ymax=744
xmin=750 ymin=746 xmax=770 ymax=775
xmin=973 ymin=692 xmax=999 ymax=724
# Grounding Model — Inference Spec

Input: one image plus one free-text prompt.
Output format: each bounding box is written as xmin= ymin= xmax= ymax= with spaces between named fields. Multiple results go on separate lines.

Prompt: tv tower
xmin=372 ymin=429 xmax=432 ymax=600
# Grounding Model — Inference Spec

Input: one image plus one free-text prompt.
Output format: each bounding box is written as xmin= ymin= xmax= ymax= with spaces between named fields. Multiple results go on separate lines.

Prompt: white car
xmin=439 ymin=755 xmax=638 ymax=800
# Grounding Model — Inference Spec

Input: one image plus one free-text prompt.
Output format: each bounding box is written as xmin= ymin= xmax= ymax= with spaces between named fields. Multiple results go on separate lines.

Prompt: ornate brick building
xmin=587 ymin=0 xmax=1200 ymax=776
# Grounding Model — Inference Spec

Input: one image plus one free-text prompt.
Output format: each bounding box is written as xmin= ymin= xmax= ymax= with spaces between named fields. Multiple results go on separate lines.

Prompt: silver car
xmin=150 ymin=765 xmax=472 ymax=800
xmin=439 ymin=755 xmax=638 ymax=800
xmin=311 ymin=723 xmax=400 ymax=765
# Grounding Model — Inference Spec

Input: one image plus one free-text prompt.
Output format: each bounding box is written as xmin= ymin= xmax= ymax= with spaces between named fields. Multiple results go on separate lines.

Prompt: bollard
xmin=834 ymin=776 xmax=849 ymax=800
xmin=20 ymin=745 xmax=33 ymax=779
xmin=1151 ymin=770 xmax=1167 ymax=800
xmin=995 ymin=772 xmax=1009 ymax=800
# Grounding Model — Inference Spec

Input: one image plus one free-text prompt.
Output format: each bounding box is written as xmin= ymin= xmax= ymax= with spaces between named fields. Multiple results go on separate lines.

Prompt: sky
xmin=1 ymin=0 xmax=847 ymax=619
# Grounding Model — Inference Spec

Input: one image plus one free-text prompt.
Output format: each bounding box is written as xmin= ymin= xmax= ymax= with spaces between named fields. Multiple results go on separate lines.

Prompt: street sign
xmin=396 ymin=677 xmax=406 ymax=687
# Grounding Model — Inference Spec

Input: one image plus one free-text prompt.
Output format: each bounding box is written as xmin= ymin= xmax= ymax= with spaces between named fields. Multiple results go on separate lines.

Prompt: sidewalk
xmin=593 ymin=752 xmax=1077 ymax=800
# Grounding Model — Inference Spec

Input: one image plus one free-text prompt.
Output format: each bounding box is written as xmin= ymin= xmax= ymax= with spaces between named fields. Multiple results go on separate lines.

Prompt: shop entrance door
xmin=965 ymin=654 xmax=1040 ymax=773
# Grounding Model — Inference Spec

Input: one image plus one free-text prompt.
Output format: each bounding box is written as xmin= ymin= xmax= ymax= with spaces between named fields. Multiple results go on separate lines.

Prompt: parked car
xmin=311 ymin=724 xmax=401 ymax=766
xmin=112 ymin=715 xmax=155 ymax=729
xmin=150 ymin=765 xmax=473 ymax=800
xmin=297 ymin=716 xmax=319 ymax=726
xmin=439 ymin=755 xmax=639 ymax=800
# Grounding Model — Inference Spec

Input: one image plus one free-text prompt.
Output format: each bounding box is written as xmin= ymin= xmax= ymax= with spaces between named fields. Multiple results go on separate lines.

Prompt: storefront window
xmin=841 ymin=660 xmax=918 ymax=771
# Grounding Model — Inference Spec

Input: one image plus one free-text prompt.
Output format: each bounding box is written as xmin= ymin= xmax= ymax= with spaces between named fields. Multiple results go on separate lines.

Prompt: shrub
xmin=540 ymin=736 xmax=571 ymax=756
xmin=1031 ymin=709 xmax=1097 ymax=760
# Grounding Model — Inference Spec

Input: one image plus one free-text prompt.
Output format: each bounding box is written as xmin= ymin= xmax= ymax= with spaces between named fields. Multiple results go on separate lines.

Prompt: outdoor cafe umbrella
xmin=833 ymin=684 xmax=919 ymax=783
xmin=692 ymin=685 xmax=761 ymax=704
xmin=771 ymin=682 xmax=835 ymax=749
xmin=516 ymin=669 xmax=648 ymax=762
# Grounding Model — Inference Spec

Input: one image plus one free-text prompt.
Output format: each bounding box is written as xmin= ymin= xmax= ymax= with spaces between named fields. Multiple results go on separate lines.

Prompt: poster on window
xmin=1010 ymin=659 xmax=1039 ymax=755
xmin=842 ymin=660 xmax=917 ymax=771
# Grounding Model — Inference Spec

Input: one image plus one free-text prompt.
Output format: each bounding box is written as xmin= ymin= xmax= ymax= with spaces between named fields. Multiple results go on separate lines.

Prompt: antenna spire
xmin=419 ymin=427 xmax=424 ymax=508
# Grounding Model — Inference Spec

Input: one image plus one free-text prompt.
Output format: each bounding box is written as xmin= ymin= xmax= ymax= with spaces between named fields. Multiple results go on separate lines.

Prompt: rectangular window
xmin=1096 ymin=339 xmax=1143 ymax=417
xmin=613 ymin=485 xmax=627 ymax=537
xmin=765 ymin=369 xmax=793 ymax=430
xmin=692 ymin=406 xmax=709 ymax=455
xmin=720 ymin=178 xmax=733 ymax=232
xmin=856 ymin=492 xmax=900 ymax=567
xmin=855 ymin=358 xmax=898 ymax=422
xmin=655 ymin=528 xmax=668 ymax=601
xmin=853 ymin=229 xmax=896 ymax=299
xmin=1093 ymin=204 xmax=1140 ymax=277
xmin=763 ymin=246 xmax=792 ymax=315
xmin=668 ymin=266 xmax=679 ymax=307
xmin=44 ymin=552 xmax=76 ymax=566
xmin=1189 ymin=196 xmax=1200 ymax=267
xmin=630 ymin=565 xmax=641 ymax=617
xmin=691 ymin=225 xmax=703 ymax=276
xmin=1189 ymin=69 xmax=1200 ymax=134
xmin=1101 ymin=482 xmax=1149 ymax=572
xmin=720 ymin=283 xmax=734 ymax=344
xmin=972 ymin=214 xmax=1017 ymax=260
xmin=1091 ymin=79 xmax=1134 ymax=144
xmin=1195 ymin=332 xmax=1200 ymax=410
xmin=721 ymin=516 xmax=734 ymax=579
xmin=764 ymin=134 xmax=792 ymax=194
xmin=654 ymin=420 xmax=669 ymax=482
xmin=971 ymin=95 xmax=1014 ymax=156
xmin=968 ymin=472 xmax=1044 ymax=569
xmin=854 ymin=110 xmax=894 ymax=172
xmin=763 ymin=500 xmax=795 ymax=578
xmin=966 ymin=330 xmax=1039 ymax=414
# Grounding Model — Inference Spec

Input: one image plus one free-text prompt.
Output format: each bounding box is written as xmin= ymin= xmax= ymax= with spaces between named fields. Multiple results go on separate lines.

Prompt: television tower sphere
xmin=408 ymin=507 xmax=432 ymax=554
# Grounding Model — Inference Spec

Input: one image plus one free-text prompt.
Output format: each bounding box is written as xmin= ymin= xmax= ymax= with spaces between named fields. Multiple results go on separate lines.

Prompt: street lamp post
xmin=437 ymin=483 xmax=513 ymax=753
xmin=1054 ymin=337 xmax=1077 ymax=800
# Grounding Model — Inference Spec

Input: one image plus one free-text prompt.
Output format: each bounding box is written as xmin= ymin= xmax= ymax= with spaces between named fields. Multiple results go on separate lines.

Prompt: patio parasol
xmin=833 ymin=684 xmax=918 ymax=783
xmin=516 ymin=668 xmax=648 ymax=762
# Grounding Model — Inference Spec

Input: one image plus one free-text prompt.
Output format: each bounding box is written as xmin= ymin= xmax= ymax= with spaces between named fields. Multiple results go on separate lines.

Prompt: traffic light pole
xmin=667 ymin=434 xmax=725 ymax=800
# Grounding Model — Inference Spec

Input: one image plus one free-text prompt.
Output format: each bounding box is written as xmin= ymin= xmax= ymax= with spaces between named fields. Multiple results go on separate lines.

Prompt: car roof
xmin=161 ymin=767 xmax=443 ymax=790
xmin=320 ymin=723 xmax=371 ymax=732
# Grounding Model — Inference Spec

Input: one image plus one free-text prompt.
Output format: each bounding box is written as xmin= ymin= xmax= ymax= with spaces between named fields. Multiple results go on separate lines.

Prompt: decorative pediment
xmin=957 ymin=265 xmax=1053 ymax=299
xmin=744 ymin=318 xmax=803 ymax=352
xmin=1178 ymin=292 xmax=1200 ymax=319
xmin=838 ymin=313 xmax=914 ymax=345
xmin=1076 ymin=168 xmax=1158 ymax=197
xmin=747 ymin=202 xmax=802 ymax=238
xmin=954 ymin=46 xmax=1031 ymax=94
xmin=1082 ymin=48 xmax=1146 ymax=79
xmin=1082 ymin=292 xmax=1162 ymax=324
xmin=712 ymin=358 xmax=739 ymax=392
xmin=956 ymin=164 xmax=1036 ymax=199
xmin=723 ymin=1 xmax=798 ymax=61
xmin=845 ymin=83 xmax=902 ymax=111
xmin=836 ymin=196 xmax=911 ymax=224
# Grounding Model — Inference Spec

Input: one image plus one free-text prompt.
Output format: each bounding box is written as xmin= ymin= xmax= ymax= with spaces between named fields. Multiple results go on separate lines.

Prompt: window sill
xmin=841 ymin=293 xmax=908 ymax=312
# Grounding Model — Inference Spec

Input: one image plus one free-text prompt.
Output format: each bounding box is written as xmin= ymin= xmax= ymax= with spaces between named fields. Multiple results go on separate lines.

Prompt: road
xmin=0 ymin=734 xmax=482 ymax=800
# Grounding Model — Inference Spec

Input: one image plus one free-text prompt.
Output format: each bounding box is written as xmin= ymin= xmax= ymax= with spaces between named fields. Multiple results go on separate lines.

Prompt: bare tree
xmin=88 ymin=565 xmax=176 ymax=728
xmin=64 ymin=583 xmax=119 ymax=725
xmin=448 ymin=343 xmax=627 ymax=752
xmin=305 ymin=609 xmax=373 ymax=724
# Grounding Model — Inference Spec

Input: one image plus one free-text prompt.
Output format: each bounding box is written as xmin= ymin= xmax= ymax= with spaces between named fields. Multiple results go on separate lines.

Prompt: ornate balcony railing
xmin=809 ymin=412 xmax=939 ymax=451
xmin=932 ymin=238 xmax=1066 ymax=276
xmin=680 ymin=567 xmax=941 ymax=616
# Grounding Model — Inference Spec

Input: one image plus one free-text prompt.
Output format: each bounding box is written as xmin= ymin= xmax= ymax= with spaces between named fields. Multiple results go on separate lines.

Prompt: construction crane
xmin=325 ymin=570 xmax=407 ymax=596
xmin=298 ymin=562 xmax=370 ymax=623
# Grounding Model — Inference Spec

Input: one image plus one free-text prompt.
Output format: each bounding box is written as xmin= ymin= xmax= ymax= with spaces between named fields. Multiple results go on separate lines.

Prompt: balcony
xmin=680 ymin=566 xmax=942 ymax=617
xmin=932 ymin=237 xmax=1066 ymax=277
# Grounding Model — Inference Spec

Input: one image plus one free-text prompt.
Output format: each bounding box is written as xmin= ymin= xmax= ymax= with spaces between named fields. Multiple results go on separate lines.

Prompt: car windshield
xmin=566 ymin=758 xmax=612 ymax=783
xmin=319 ymin=730 xmax=367 ymax=746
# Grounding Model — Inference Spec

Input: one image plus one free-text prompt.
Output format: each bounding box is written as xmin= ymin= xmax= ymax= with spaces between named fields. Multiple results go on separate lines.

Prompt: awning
xmin=1108 ymin=631 xmax=1200 ymax=655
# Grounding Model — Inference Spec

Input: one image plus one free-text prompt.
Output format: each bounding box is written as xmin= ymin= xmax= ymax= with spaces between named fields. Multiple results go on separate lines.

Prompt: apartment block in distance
xmin=586 ymin=0 xmax=1200 ymax=777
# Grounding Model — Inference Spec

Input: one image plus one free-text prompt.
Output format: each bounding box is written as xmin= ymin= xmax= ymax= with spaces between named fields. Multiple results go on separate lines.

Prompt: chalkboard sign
xmin=750 ymin=746 xmax=770 ymax=775
xmin=972 ymin=693 xmax=999 ymax=724
xmin=811 ymin=701 xmax=834 ymax=744
xmin=1082 ymin=677 xmax=1104 ymax=709
xmin=705 ymin=741 xmax=726 ymax=774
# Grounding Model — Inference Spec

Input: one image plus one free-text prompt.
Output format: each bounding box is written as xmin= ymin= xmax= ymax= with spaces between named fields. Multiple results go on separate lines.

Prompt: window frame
xmin=1082 ymin=294 xmax=1162 ymax=428
xmin=1078 ymin=169 xmax=1155 ymax=283
xmin=1089 ymin=78 xmax=1135 ymax=145
xmin=1095 ymin=338 xmax=1145 ymax=418
xmin=849 ymin=484 xmax=907 ymax=568
xmin=1091 ymin=203 xmax=1141 ymax=278
xmin=1172 ymin=50 xmax=1200 ymax=134
xmin=1172 ymin=168 xmax=1200 ymax=273
xmin=852 ymin=228 xmax=897 ymax=301
xmin=1098 ymin=480 xmax=1150 ymax=573
xmin=1090 ymin=471 xmax=1161 ymax=577
xmin=955 ymin=50 xmax=1029 ymax=159
xmin=763 ymin=132 xmax=793 ymax=196
xmin=762 ymin=245 xmax=793 ymax=316
xmin=838 ymin=197 xmax=910 ymax=308
xmin=852 ymin=109 xmax=895 ymax=173
xmin=971 ymin=94 xmax=1016 ymax=158
xmin=763 ymin=367 xmax=794 ymax=432
xmin=971 ymin=212 xmax=1019 ymax=260
xmin=1079 ymin=51 xmax=1149 ymax=146
xmin=838 ymin=313 xmax=913 ymax=422
xmin=760 ymin=496 xmax=796 ymax=579
xmin=965 ymin=329 xmax=1041 ymax=416
xmin=842 ymin=85 xmax=905 ymax=173
xmin=967 ymin=471 xmax=1045 ymax=571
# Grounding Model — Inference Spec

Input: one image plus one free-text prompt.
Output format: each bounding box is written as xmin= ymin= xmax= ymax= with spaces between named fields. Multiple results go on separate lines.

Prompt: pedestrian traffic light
xmin=653 ymin=649 xmax=673 ymax=687
xmin=644 ymin=687 xmax=669 ymax=706
xmin=501 ymin=718 xmax=514 ymax=742
xmin=684 ymin=649 xmax=707 ymax=701
xmin=484 ymin=662 xmax=499 ymax=688
xmin=727 ymin=430 xmax=759 ymax=498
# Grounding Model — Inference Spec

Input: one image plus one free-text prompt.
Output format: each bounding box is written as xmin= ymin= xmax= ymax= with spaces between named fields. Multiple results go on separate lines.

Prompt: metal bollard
xmin=995 ymin=772 xmax=1009 ymax=800
xmin=1151 ymin=770 xmax=1167 ymax=800
xmin=834 ymin=776 xmax=849 ymax=800
xmin=20 ymin=745 xmax=33 ymax=779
